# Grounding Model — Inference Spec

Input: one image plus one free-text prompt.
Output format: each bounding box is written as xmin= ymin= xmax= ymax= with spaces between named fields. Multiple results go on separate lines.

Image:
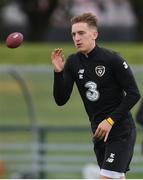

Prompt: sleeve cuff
xmin=54 ymin=71 xmax=63 ymax=75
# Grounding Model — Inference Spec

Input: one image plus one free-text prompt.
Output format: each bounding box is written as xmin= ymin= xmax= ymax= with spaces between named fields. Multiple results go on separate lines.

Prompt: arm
xmin=109 ymin=53 xmax=140 ymax=122
xmin=136 ymin=99 xmax=143 ymax=127
xmin=51 ymin=48 xmax=74 ymax=106
xmin=94 ymin=53 xmax=140 ymax=142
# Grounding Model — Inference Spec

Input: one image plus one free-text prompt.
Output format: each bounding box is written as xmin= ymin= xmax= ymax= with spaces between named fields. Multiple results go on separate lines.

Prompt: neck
xmin=83 ymin=44 xmax=96 ymax=56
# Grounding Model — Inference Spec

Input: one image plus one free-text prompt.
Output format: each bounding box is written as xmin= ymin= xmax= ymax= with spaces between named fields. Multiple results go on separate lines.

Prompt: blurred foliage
xmin=1 ymin=0 xmax=143 ymax=42
xmin=18 ymin=0 xmax=59 ymax=41
xmin=130 ymin=0 xmax=143 ymax=41
xmin=0 ymin=0 xmax=7 ymax=7
xmin=0 ymin=0 xmax=59 ymax=41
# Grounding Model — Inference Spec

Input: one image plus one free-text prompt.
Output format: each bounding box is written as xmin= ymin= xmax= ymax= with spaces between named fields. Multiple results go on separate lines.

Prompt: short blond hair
xmin=71 ymin=12 xmax=98 ymax=30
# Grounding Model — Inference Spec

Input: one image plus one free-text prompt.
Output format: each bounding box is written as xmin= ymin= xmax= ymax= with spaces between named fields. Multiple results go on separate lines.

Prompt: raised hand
xmin=51 ymin=48 xmax=65 ymax=72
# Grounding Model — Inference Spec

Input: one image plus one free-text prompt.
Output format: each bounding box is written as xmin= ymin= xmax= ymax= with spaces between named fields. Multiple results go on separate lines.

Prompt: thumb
xmin=62 ymin=55 xmax=65 ymax=62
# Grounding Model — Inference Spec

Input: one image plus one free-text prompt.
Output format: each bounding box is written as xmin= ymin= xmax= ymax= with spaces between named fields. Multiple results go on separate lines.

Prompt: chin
xmin=77 ymin=47 xmax=87 ymax=53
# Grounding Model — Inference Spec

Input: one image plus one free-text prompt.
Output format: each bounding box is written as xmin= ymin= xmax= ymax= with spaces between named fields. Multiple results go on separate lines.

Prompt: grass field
xmin=0 ymin=42 xmax=143 ymax=178
xmin=0 ymin=42 xmax=143 ymax=64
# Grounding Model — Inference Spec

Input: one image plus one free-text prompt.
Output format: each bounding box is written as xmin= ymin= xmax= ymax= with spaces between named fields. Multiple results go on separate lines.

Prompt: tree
xmin=18 ymin=0 xmax=59 ymax=41
xmin=130 ymin=0 xmax=143 ymax=41
xmin=0 ymin=0 xmax=7 ymax=8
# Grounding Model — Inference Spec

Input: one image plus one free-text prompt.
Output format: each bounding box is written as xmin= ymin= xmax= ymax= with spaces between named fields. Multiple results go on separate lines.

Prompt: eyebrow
xmin=71 ymin=30 xmax=85 ymax=36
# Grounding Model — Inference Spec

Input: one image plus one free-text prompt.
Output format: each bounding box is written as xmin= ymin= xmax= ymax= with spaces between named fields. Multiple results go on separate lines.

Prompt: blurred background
xmin=0 ymin=0 xmax=143 ymax=179
xmin=0 ymin=0 xmax=143 ymax=42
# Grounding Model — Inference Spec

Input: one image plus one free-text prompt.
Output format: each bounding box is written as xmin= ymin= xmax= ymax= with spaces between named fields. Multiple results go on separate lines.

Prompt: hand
xmin=51 ymin=48 xmax=65 ymax=72
xmin=93 ymin=119 xmax=112 ymax=142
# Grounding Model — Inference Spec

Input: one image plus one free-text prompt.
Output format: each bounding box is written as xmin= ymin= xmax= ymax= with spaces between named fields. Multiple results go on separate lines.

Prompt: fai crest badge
xmin=95 ymin=66 xmax=105 ymax=77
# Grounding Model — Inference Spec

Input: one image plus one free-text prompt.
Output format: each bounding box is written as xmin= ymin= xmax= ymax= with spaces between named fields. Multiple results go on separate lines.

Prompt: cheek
xmin=73 ymin=37 xmax=76 ymax=44
xmin=85 ymin=34 xmax=93 ymax=41
xmin=83 ymin=36 xmax=92 ymax=45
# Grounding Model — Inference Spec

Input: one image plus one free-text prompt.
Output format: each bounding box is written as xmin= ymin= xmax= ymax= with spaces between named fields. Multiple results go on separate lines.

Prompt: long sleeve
xmin=53 ymin=58 xmax=74 ymax=106
xmin=109 ymin=53 xmax=140 ymax=122
xmin=136 ymin=99 xmax=143 ymax=126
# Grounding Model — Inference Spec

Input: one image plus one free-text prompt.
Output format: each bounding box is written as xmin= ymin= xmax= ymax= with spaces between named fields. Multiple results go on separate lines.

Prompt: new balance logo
xmin=110 ymin=153 xmax=115 ymax=158
xmin=78 ymin=69 xmax=84 ymax=79
xmin=106 ymin=153 xmax=115 ymax=163
xmin=78 ymin=69 xmax=84 ymax=74
xmin=123 ymin=62 xmax=128 ymax=69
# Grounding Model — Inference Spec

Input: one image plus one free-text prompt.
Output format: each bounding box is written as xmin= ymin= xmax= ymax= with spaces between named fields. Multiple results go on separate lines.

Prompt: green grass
xmin=0 ymin=42 xmax=143 ymax=64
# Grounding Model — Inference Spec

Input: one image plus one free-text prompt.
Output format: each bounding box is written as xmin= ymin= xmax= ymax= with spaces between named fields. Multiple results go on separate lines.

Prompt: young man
xmin=51 ymin=13 xmax=140 ymax=179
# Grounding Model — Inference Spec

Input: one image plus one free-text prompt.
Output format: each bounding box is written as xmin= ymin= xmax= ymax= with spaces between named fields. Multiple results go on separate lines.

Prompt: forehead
xmin=72 ymin=22 xmax=90 ymax=32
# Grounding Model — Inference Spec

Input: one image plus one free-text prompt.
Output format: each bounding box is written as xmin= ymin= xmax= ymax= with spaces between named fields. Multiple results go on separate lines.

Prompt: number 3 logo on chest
xmin=85 ymin=81 xmax=100 ymax=101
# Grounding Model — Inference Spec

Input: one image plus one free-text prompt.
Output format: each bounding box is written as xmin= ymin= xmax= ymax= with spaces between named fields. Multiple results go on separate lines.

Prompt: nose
xmin=74 ymin=33 xmax=80 ymax=42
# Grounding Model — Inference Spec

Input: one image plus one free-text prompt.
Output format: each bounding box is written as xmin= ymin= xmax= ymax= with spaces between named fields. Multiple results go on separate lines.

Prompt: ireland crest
xmin=95 ymin=66 xmax=105 ymax=77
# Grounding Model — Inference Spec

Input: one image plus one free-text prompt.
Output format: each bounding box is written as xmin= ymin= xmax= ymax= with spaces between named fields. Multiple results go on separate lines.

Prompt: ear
xmin=93 ymin=31 xmax=98 ymax=40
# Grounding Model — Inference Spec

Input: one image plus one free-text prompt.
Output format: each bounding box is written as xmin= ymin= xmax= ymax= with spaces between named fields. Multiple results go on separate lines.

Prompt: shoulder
xmin=99 ymin=46 xmax=121 ymax=59
xmin=99 ymin=46 xmax=125 ymax=65
xmin=67 ymin=53 xmax=79 ymax=61
xmin=64 ymin=53 xmax=79 ymax=72
xmin=66 ymin=53 xmax=79 ymax=65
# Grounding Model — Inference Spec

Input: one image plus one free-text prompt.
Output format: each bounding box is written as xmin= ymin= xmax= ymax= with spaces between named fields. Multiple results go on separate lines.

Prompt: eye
xmin=71 ymin=32 xmax=75 ymax=37
xmin=79 ymin=31 xmax=85 ymax=35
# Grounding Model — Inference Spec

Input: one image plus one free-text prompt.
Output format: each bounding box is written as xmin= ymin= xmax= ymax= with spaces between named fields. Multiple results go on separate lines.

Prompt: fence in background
xmin=0 ymin=65 xmax=143 ymax=178
xmin=0 ymin=125 xmax=143 ymax=179
xmin=0 ymin=125 xmax=92 ymax=179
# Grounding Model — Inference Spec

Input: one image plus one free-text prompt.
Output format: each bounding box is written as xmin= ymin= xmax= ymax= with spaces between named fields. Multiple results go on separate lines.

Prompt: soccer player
xmin=51 ymin=13 xmax=140 ymax=179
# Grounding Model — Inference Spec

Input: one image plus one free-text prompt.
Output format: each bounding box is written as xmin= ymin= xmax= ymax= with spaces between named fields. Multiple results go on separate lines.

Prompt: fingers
xmin=51 ymin=48 xmax=65 ymax=72
xmin=94 ymin=125 xmax=111 ymax=141
xmin=62 ymin=54 xmax=65 ymax=62
xmin=104 ymin=131 xmax=109 ymax=142
xmin=94 ymin=128 xmax=106 ymax=140
xmin=93 ymin=119 xmax=112 ymax=142
xmin=53 ymin=48 xmax=63 ymax=57
xmin=51 ymin=48 xmax=64 ymax=61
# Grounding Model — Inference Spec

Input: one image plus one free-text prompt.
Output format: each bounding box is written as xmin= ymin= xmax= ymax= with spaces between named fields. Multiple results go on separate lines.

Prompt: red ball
xmin=6 ymin=32 xmax=24 ymax=48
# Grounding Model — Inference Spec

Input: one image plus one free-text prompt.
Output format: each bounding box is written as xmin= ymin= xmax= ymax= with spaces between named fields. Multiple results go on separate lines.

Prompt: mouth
xmin=76 ymin=43 xmax=82 ymax=48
